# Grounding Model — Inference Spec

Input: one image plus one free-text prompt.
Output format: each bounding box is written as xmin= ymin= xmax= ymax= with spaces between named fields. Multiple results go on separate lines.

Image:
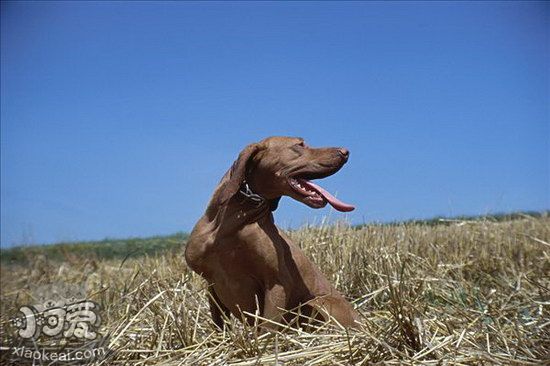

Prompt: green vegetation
xmin=0 ymin=232 xmax=188 ymax=265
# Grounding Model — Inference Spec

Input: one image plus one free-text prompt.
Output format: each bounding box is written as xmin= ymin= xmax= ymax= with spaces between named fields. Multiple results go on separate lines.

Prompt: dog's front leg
xmin=208 ymin=287 xmax=231 ymax=330
xmin=261 ymin=284 xmax=288 ymax=330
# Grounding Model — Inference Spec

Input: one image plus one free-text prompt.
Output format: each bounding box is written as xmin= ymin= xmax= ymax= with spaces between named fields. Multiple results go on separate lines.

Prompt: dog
xmin=185 ymin=136 xmax=359 ymax=329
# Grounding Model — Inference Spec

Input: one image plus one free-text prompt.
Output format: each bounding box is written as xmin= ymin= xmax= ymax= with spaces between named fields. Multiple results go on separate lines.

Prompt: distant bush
xmin=0 ymin=232 xmax=188 ymax=265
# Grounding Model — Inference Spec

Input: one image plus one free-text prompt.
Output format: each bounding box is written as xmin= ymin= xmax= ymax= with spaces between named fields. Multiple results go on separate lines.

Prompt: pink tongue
xmin=299 ymin=179 xmax=355 ymax=212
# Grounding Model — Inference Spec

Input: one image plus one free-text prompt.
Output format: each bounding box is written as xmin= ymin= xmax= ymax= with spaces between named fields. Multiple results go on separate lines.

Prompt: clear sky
xmin=1 ymin=1 xmax=548 ymax=247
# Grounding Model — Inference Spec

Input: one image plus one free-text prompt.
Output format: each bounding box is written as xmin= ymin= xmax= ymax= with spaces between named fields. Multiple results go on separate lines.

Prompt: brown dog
xmin=185 ymin=136 xmax=359 ymax=329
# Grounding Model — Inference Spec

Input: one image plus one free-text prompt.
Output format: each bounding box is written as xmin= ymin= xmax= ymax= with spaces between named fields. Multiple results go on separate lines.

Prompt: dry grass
xmin=1 ymin=216 xmax=549 ymax=365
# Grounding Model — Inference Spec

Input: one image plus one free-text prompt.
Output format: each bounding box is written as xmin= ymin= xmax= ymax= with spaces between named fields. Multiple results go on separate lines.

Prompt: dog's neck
xmin=203 ymin=186 xmax=276 ymax=237
xmin=204 ymin=171 xmax=282 ymax=236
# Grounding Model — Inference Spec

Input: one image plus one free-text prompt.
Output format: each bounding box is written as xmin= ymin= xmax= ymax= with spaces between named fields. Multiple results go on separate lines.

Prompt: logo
xmin=3 ymin=282 xmax=110 ymax=365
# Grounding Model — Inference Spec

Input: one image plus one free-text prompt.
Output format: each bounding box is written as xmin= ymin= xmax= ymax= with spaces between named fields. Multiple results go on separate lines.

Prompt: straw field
xmin=1 ymin=215 xmax=549 ymax=365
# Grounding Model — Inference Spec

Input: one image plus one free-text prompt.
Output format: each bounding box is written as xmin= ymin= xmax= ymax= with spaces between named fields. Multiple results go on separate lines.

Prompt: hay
xmin=1 ymin=216 xmax=549 ymax=365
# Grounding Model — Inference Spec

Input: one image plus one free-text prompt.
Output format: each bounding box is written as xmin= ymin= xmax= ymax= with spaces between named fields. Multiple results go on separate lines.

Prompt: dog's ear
xmin=219 ymin=143 xmax=261 ymax=205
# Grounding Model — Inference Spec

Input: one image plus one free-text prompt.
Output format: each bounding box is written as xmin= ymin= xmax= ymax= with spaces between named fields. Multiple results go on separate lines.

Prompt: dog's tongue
xmin=299 ymin=179 xmax=355 ymax=212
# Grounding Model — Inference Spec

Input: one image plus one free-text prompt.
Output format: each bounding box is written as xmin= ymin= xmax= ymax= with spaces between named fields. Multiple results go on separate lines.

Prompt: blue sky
xmin=1 ymin=1 xmax=548 ymax=246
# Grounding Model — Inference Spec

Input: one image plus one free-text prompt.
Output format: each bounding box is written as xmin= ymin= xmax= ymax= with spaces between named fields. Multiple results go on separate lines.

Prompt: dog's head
xmin=220 ymin=136 xmax=354 ymax=212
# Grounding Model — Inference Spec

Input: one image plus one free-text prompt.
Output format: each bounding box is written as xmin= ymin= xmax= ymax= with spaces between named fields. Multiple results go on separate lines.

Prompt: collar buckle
xmin=239 ymin=182 xmax=265 ymax=208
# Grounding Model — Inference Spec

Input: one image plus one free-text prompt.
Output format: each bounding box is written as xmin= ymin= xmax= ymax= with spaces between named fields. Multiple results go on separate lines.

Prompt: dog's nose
xmin=338 ymin=148 xmax=349 ymax=159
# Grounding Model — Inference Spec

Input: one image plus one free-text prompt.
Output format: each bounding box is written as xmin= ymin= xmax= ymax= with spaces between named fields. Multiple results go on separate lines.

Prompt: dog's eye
xmin=296 ymin=141 xmax=305 ymax=148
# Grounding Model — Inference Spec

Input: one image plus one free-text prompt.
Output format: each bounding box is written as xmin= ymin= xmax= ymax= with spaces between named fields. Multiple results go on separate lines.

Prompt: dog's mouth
xmin=288 ymin=176 xmax=355 ymax=212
